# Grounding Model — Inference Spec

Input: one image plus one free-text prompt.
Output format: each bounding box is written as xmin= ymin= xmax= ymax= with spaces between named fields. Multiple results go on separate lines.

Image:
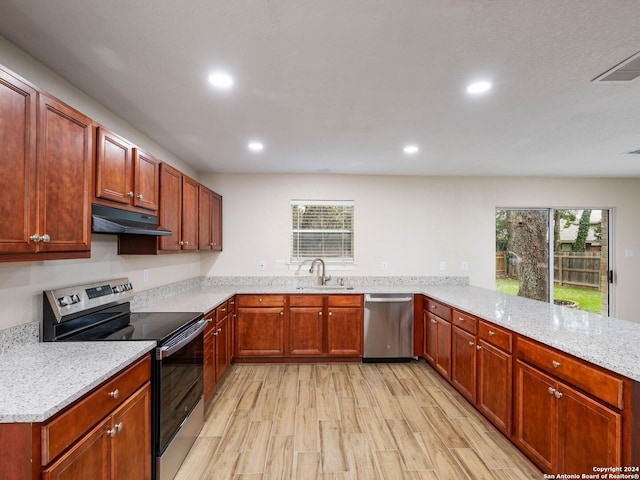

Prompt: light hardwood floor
xmin=175 ymin=361 xmax=542 ymax=480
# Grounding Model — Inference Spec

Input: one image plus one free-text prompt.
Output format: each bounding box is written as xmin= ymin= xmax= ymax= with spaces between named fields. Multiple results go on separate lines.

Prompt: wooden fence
xmin=496 ymin=251 xmax=601 ymax=290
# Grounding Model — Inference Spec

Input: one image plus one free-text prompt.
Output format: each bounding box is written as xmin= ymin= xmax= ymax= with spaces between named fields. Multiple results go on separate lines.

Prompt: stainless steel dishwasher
xmin=363 ymin=293 xmax=415 ymax=362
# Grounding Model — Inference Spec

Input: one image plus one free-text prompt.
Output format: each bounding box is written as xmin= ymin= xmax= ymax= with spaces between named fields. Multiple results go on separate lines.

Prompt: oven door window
xmin=157 ymin=331 xmax=203 ymax=454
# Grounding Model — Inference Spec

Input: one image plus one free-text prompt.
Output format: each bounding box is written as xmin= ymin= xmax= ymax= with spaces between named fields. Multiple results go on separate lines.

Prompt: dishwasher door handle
xmin=364 ymin=295 xmax=413 ymax=303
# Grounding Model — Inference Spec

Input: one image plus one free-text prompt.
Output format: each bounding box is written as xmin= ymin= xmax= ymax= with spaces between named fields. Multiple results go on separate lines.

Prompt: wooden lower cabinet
xmin=289 ymin=295 xmax=324 ymax=356
xmin=326 ymin=306 xmax=362 ymax=356
xmin=476 ymin=339 xmax=512 ymax=434
xmin=215 ymin=313 xmax=231 ymax=383
xmin=515 ymin=359 xmax=623 ymax=474
xmin=423 ymin=310 xmax=451 ymax=379
xmin=451 ymin=326 xmax=476 ymax=403
xmin=203 ymin=312 xmax=216 ymax=402
xmin=236 ymin=295 xmax=286 ymax=357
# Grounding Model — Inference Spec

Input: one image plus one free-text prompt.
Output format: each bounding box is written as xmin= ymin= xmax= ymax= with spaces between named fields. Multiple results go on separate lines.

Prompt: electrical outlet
xmin=259 ymin=260 xmax=266 ymax=271
xmin=381 ymin=260 xmax=389 ymax=271
xmin=461 ymin=261 xmax=469 ymax=271
xmin=439 ymin=261 xmax=447 ymax=271
xmin=143 ymin=268 xmax=149 ymax=282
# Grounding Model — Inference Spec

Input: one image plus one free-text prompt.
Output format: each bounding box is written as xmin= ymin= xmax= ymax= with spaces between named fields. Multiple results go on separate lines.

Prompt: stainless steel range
xmin=42 ymin=278 xmax=205 ymax=480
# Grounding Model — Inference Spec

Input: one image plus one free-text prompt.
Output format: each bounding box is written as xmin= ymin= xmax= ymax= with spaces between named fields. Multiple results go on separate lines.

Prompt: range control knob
xmin=113 ymin=285 xmax=123 ymax=293
xmin=58 ymin=295 xmax=72 ymax=307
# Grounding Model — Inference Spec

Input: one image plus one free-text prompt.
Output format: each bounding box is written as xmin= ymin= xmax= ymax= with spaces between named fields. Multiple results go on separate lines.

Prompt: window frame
xmin=289 ymin=199 xmax=355 ymax=267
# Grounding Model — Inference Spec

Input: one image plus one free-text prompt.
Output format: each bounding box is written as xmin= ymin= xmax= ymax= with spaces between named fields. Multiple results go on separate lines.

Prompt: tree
xmin=573 ymin=209 xmax=592 ymax=252
xmin=507 ymin=210 xmax=549 ymax=302
xmin=553 ymin=210 xmax=577 ymax=251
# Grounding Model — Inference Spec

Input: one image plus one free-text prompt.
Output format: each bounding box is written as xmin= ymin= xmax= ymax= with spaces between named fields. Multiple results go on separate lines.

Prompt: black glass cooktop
xmin=68 ymin=311 xmax=203 ymax=343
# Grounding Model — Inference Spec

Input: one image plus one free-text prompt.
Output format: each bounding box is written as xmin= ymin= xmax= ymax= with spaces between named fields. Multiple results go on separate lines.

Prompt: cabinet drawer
xmin=289 ymin=294 xmax=324 ymax=307
xmin=327 ymin=294 xmax=362 ymax=307
xmin=237 ymin=295 xmax=285 ymax=308
xmin=516 ymin=337 xmax=624 ymax=409
xmin=478 ymin=321 xmax=512 ymax=353
xmin=452 ymin=310 xmax=477 ymax=334
xmin=216 ymin=301 xmax=229 ymax=322
xmin=424 ymin=297 xmax=451 ymax=322
xmin=41 ymin=354 xmax=151 ymax=465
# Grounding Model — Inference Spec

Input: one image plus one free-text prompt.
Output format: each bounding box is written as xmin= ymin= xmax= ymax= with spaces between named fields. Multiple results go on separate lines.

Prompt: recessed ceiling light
xmin=403 ymin=145 xmax=419 ymax=154
xmin=248 ymin=141 xmax=264 ymax=152
xmin=466 ymin=81 xmax=492 ymax=95
xmin=208 ymin=71 xmax=234 ymax=89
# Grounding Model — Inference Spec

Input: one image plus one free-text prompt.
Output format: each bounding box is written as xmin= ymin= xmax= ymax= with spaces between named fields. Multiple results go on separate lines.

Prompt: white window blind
xmin=290 ymin=200 xmax=354 ymax=264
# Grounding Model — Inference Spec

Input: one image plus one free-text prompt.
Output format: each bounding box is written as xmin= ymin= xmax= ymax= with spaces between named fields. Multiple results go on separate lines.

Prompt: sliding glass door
xmin=496 ymin=208 xmax=610 ymax=315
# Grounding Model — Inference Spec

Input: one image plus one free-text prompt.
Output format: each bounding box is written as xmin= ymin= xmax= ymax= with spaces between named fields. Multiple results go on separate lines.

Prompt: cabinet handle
xmin=554 ymin=390 xmax=563 ymax=399
xmin=107 ymin=422 xmax=123 ymax=437
xmin=184 ymin=240 xmax=189 ymax=245
xmin=209 ymin=242 xmax=214 ymax=246
xmin=552 ymin=360 xmax=560 ymax=369
xmin=431 ymin=304 xmax=437 ymax=309
xmin=220 ymin=307 xmax=226 ymax=312
xmin=430 ymin=319 xmax=436 ymax=324
xmin=217 ymin=327 xmax=222 ymax=332
xmin=30 ymin=233 xmax=50 ymax=243
xmin=137 ymin=194 xmax=143 ymax=200
xmin=205 ymin=317 xmax=213 ymax=324
xmin=476 ymin=345 xmax=481 ymax=350
xmin=179 ymin=241 xmax=184 ymax=245
xmin=213 ymin=331 xmax=219 ymax=336
xmin=468 ymin=341 xmax=474 ymax=347
xmin=547 ymin=387 xmax=556 ymax=395
xmin=108 ymin=389 xmax=120 ymax=399
xmin=458 ymin=317 xmax=465 ymax=322
xmin=127 ymin=191 xmax=134 ymax=197
xmin=488 ymin=330 xmax=495 ymax=337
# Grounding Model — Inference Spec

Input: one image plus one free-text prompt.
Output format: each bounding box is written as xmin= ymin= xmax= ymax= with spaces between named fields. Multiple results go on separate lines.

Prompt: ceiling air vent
xmin=593 ymin=50 xmax=640 ymax=82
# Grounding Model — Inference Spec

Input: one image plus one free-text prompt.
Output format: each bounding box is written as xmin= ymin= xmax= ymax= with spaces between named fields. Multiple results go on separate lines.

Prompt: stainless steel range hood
xmin=91 ymin=204 xmax=172 ymax=236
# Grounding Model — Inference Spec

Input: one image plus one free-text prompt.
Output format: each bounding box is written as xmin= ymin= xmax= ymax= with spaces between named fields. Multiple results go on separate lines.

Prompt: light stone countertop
xmin=134 ymin=284 xmax=640 ymax=382
xmin=0 ymin=341 xmax=155 ymax=423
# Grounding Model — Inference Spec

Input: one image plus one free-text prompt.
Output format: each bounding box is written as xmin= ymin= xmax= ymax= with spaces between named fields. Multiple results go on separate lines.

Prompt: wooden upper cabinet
xmin=132 ymin=148 xmax=159 ymax=211
xmin=157 ymin=163 xmax=198 ymax=251
xmin=198 ymin=185 xmax=222 ymax=251
xmin=95 ymin=126 xmax=159 ymax=213
xmin=181 ymin=175 xmax=199 ymax=250
xmin=0 ymin=67 xmax=37 ymax=254
xmin=37 ymin=94 xmax=93 ymax=254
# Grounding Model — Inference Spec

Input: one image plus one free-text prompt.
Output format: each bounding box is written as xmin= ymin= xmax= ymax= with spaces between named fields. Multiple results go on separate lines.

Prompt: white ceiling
xmin=2 ymin=0 xmax=640 ymax=177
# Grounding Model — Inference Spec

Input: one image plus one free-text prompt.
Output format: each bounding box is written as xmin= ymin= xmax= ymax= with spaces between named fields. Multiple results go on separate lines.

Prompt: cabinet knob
xmin=209 ymin=242 xmax=214 ymax=246
xmin=554 ymin=390 xmax=563 ymax=399
xmin=30 ymin=233 xmax=50 ymax=243
xmin=468 ymin=341 xmax=474 ymax=347
xmin=137 ymin=194 xmax=143 ymax=200
xmin=430 ymin=319 xmax=436 ymax=324
xmin=280 ymin=311 xmax=284 ymax=316
xmin=476 ymin=345 xmax=481 ymax=350
xmin=547 ymin=387 xmax=556 ymax=395
xmin=458 ymin=317 xmax=464 ymax=321
xmin=108 ymin=389 xmax=120 ymax=399
xmin=318 ymin=311 xmax=322 ymax=316
xmin=127 ymin=191 xmax=134 ymax=197
xmin=328 ymin=311 xmax=333 ymax=316
xmin=213 ymin=331 xmax=219 ymax=336
xmin=107 ymin=427 xmax=118 ymax=437
xmin=179 ymin=241 xmax=184 ymax=245
xmin=488 ymin=330 xmax=495 ymax=337
xmin=552 ymin=360 xmax=560 ymax=369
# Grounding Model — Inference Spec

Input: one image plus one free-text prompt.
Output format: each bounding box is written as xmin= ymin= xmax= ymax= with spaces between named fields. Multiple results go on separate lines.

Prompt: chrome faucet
xmin=309 ymin=258 xmax=331 ymax=286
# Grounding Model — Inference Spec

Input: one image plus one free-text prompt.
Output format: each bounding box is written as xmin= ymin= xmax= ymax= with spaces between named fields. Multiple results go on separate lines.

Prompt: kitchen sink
xmin=296 ymin=285 xmax=355 ymax=291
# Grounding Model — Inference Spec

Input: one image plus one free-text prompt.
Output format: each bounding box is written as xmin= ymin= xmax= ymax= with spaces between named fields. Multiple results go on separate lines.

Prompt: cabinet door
xmin=451 ymin=326 xmax=476 ymax=403
xmin=434 ymin=316 xmax=451 ymax=379
xmin=236 ymin=307 xmax=285 ymax=356
xmin=561 ymin=383 xmax=622 ymax=474
xmin=181 ymin=175 xmax=199 ymax=250
xmin=477 ymin=339 xmax=512 ymax=435
xmin=423 ymin=311 xmax=437 ymax=365
xmin=215 ymin=315 xmax=230 ymax=382
xmin=0 ymin=69 xmax=37 ymax=254
xmin=203 ymin=326 xmax=215 ymax=402
xmin=158 ymin=163 xmax=182 ymax=251
xmin=211 ymin=191 xmax=222 ymax=251
xmin=289 ymin=306 xmax=324 ymax=356
xmin=37 ymin=94 xmax=92 ymax=253
xmin=111 ymin=385 xmax=151 ymax=480
xmin=95 ymin=127 xmax=132 ymax=205
xmin=43 ymin=416 xmax=110 ymax=480
xmin=132 ymin=148 xmax=159 ymax=211
xmin=326 ymin=307 xmax=362 ymax=356
xmin=198 ymin=185 xmax=213 ymax=250
xmin=514 ymin=360 xmax=558 ymax=473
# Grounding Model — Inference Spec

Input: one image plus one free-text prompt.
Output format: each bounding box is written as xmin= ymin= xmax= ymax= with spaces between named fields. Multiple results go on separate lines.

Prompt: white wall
xmin=201 ymin=174 xmax=640 ymax=322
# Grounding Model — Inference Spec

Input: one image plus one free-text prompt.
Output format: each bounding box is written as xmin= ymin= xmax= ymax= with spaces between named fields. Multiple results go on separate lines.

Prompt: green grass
xmin=496 ymin=278 xmax=602 ymax=314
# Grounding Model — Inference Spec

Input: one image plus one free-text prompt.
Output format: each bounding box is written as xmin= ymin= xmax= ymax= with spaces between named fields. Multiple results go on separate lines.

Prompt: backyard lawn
xmin=495 ymin=278 xmax=602 ymax=314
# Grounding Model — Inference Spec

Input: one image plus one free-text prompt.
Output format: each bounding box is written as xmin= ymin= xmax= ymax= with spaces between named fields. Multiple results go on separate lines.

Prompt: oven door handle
xmin=158 ymin=318 xmax=207 ymax=359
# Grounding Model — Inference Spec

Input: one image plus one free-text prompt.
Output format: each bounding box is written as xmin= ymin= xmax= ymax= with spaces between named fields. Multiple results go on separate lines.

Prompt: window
xmin=290 ymin=200 xmax=354 ymax=264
